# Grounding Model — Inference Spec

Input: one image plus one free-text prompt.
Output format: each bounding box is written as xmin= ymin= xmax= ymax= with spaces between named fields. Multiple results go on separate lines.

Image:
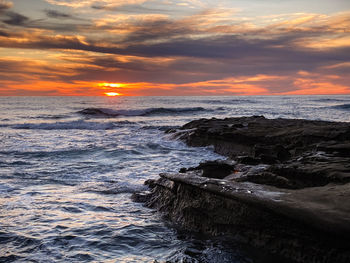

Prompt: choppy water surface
xmin=1 ymin=96 xmax=350 ymax=262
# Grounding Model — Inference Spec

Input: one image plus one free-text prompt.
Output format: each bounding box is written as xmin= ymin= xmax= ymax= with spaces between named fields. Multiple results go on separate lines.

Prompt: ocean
xmin=1 ymin=95 xmax=350 ymax=263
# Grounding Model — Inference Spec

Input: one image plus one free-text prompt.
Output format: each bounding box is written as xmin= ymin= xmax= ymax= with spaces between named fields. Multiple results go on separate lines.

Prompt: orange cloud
xmin=0 ymin=4 xmax=350 ymax=96
xmin=282 ymin=72 xmax=350 ymax=95
xmin=299 ymin=36 xmax=350 ymax=49
xmin=45 ymin=0 xmax=147 ymax=8
xmin=0 ymin=71 xmax=349 ymax=96
xmin=0 ymin=80 xmax=100 ymax=96
xmin=95 ymin=75 xmax=283 ymax=96
xmin=285 ymin=81 xmax=350 ymax=95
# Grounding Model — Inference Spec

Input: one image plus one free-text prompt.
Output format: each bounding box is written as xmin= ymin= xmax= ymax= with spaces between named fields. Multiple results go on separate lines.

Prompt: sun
xmin=104 ymin=92 xmax=120 ymax=96
xmin=98 ymin=83 xmax=123 ymax=96
xmin=99 ymin=82 xmax=123 ymax=88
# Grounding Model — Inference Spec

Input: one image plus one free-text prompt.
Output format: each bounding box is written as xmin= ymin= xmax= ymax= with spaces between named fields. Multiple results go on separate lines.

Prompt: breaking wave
xmin=79 ymin=181 xmax=147 ymax=195
xmin=199 ymin=99 xmax=257 ymax=105
xmin=314 ymin=98 xmax=349 ymax=103
xmin=330 ymin=104 xmax=350 ymax=111
xmin=77 ymin=107 xmax=215 ymax=117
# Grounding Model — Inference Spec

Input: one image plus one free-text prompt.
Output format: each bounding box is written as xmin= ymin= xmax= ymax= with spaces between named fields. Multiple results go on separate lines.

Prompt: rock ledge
xmin=137 ymin=116 xmax=350 ymax=263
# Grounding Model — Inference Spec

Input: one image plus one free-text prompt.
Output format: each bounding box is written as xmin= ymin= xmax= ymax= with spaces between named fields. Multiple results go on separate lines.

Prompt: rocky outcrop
xmin=136 ymin=116 xmax=350 ymax=263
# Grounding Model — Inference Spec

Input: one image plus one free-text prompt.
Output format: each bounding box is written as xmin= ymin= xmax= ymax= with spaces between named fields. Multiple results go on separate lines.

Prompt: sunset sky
xmin=0 ymin=0 xmax=349 ymax=96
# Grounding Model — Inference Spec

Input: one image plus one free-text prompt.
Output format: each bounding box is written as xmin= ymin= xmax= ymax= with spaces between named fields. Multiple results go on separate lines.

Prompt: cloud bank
xmin=0 ymin=0 xmax=349 ymax=95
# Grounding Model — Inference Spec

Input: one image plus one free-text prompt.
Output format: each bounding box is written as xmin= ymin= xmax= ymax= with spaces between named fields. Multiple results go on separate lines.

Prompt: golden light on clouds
xmin=0 ymin=0 xmax=349 ymax=96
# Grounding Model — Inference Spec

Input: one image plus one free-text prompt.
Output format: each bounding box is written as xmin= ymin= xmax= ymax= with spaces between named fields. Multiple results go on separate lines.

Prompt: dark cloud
xmin=44 ymin=9 xmax=86 ymax=21
xmin=29 ymin=20 xmax=92 ymax=33
xmin=0 ymin=1 xmax=12 ymax=12
xmin=90 ymin=5 xmax=103 ymax=10
xmin=44 ymin=9 xmax=72 ymax=19
xmin=0 ymin=9 xmax=90 ymax=32
xmin=43 ymin=33 xmax=349 ymax=86
xmin=123 ymin=34 xmax=350 ymax=65
xmin=2 ymin=11 xmax=29 ymax=25
xmin=1 ymin=9 xmax=86 ymax=30
xmin=120 ymin=19 xmax=195 ymax=43
xmin=91 ymin=3 xmax=182 ymax=14
xmin=0 ymin=29 xmax=8 ymax=36
xmin=1 ymin=31 xmax=349 ymax=74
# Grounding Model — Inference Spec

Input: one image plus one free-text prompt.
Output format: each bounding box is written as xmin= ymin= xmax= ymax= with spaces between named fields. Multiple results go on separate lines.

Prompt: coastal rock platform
xmin=136 ymin=116 xmax=350 ymax=263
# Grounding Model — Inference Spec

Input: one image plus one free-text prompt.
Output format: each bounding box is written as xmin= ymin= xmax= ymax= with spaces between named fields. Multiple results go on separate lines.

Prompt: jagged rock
xmin=140 ymin=116 xmax=350 ymax=263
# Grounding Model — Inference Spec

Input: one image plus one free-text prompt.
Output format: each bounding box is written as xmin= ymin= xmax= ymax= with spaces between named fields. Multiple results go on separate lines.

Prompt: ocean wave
xmin=79 ymin=181 xmax=147 ymax=195
xmin=330 ymin=104 xmax=350 ymax=110
xmin=199 ymin=99 xmax=257 ymax=105
xmin=0 ymin=160 xmax=32 ymax=167
xmin=314 ymin=98 xmax=349 ymax=103
xmin=34 ymin=114 xmax=67 ymax=120
xmin=11 ymin=120 xmax=124 ymax=130
xmin=77 ymin=106 xmax=213 ymax=117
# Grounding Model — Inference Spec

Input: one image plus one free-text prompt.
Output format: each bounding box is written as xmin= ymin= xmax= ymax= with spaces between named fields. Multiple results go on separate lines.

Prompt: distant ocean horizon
xmin=1 ymin=95 xmax=350 ymax=263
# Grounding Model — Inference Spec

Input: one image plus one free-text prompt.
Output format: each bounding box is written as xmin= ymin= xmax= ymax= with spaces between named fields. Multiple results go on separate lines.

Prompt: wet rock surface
xmin=137 ymin=116 xmax=350 ymax=263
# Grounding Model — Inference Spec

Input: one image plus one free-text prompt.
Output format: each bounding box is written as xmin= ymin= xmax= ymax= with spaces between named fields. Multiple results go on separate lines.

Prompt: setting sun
xmin=104 ymin=92 xmax=120 ymax=96
xmin=99 ymin=83 xmax=123 ymax=96
xmin=99 ymin=83 xmax=124 ymax=88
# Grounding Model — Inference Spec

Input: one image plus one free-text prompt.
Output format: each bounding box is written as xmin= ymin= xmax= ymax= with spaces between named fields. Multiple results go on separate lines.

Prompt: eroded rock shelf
xmin=135 ymin=116 xmax=350 ymax=263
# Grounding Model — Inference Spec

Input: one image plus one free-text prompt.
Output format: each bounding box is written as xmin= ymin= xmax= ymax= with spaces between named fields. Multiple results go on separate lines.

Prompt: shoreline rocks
xmin=135 ymin=116 xmax=350 ymax=263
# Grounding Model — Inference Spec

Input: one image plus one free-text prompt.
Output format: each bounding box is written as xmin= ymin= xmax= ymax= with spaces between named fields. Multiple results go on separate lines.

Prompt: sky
xmin=0 ymin=0 xmax=349 ymax=96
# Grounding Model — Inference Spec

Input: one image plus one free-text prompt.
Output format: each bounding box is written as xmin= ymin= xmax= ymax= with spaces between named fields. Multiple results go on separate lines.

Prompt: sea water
xmin=1 ymin=95 xmax=350 ymax=263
